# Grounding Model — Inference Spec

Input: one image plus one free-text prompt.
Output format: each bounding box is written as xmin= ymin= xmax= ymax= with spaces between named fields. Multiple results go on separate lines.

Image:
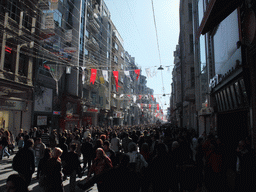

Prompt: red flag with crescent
xmin=90 ymin=69 xmax=97 ymax=84
xmin=135 ymin=69 xmax=140 ymax=80
xmin=157 ymin=104 xmax=159 ymax=111
xmin=113 ymin=71 xmax=120 ymax=92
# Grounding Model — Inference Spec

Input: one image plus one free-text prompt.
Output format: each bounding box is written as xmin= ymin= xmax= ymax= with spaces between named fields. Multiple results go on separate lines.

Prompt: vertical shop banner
xmin=102 ymin=70 xmax=108 ymax=82
xmin=133 ymin=95 xmax=136 ymax=103
xmin=41 ymin=12 xmax=55 ymax=29
xmin=135 ymin=69 xmax=140 ymax=80
xmin=157 ymin=104 xmax=159 ymax=111
xmin=90 ymin=69 xmax=97 ymax=84
xmin=65 ymin=29 xmax=72 ymax=42
xmin=124 ymin=71 xmax=132 ymax=81
xmin=113 ymin=71 xmax=120 ymax=92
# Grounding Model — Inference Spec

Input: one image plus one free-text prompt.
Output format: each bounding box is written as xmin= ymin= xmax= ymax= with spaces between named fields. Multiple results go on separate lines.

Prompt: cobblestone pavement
xmin=0 ymin=149 xmax=98 ymax=192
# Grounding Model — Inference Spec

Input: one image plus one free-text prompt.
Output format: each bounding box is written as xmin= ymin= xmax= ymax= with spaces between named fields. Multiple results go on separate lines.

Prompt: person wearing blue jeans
xmin=1 ymin=146 xmax=10 ymax=159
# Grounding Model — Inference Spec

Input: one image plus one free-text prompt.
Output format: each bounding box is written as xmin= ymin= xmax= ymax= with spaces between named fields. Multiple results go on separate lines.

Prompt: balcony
xmin=89 ymin=17 xmax=100 ymax=33
xmin=86 ymin=36 xmax=99 ymax=51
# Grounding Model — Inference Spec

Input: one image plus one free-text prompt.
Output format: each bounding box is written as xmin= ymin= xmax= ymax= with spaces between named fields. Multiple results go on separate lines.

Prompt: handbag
xmin=39 ymin=174 xmax=48 ymax=187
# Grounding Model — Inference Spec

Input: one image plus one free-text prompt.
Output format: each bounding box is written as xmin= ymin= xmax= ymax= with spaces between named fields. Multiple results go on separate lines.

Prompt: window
xmin=85 ymin=29 xmax=89 ymax=38
xmin=23 ymin=12 xmax=30 ymax=29
xmin=84 ymin=48 xmax=88 ymax=56
xmin=114 ymin=56 xmax=118 ymax=63
xmin=107 ymin=51 xmax=110 ymax=58
xmin=121 ymin=52 xmax=124 ymax=58
xmin=115 ymin=43 xmax=118 ymax=50
xmin=188 ymin=3 xmax=192 ymax=22
xmin=8 ymin=0 xmax=20 ymax=22
xmin=190 ymin=34 xmax=194 ymax=53
xmin=108 ymin=22 xmax=111 ymax=31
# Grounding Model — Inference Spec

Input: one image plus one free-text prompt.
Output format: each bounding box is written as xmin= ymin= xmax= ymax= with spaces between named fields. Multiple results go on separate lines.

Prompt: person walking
xmin=81 ymin=136 xmax=93 ymax=171
xmin=33 ymin=137 xmax=46 ymax=167
xmin=0 ymin=130 xmax=10 ymax=159
xmin=37 ymin=148 xmax=51 ymax=191
xmin=87 ymin=148 xmax=113 ymax=192
xmin=45 ymin=147 xmax=64 ymax=192
xmin=63 ymin=143 xmax=82 ymax=192
xmin=14 ymin=139 xmax=35 ymax=186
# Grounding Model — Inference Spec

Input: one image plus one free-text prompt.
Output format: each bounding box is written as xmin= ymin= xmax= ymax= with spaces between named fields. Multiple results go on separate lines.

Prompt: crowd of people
xmin=1 ymin=124 xmax=256 ymax=192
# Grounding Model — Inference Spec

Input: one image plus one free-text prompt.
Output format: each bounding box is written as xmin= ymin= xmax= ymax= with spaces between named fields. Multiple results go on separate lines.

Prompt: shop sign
xmin=87 ymin=108 xmax=98 ymax=112
xmin=37 ymin=116 xmax=47 ymax=126
xmin=0 ymin=100 xmax=26 ymax=111
xmin=199 ymin=107 xmax=214 ymax=116
xmin=53 ymin=111 xmax=61 ymax=115
xmin=209 ymin=74 xmax=222 ymax=89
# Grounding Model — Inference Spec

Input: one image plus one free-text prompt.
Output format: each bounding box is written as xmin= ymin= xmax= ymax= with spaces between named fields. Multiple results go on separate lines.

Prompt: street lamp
xmin=157 ymin=65 xmax=164 ymax=70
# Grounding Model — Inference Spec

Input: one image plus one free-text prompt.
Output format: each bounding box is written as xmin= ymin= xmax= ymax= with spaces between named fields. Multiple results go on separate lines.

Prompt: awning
xmin=197 ymin=0 xmax=243 ymax=39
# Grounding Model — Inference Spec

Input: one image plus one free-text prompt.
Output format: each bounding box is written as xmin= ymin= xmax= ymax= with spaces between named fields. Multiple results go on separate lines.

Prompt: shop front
xmin=60 ymin=94 xmax=81 ymax=132
xmin=82 ymin=108 xmax=99 ymax=126
xmin=211 ymin=72 xmax=250 ymax=170
xmin=0 ymin=98 xmax=32 ymax=137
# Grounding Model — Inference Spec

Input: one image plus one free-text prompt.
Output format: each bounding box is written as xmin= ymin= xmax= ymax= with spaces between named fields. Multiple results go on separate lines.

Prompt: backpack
xmin=128 ymin=152 xmax=144 ymax=173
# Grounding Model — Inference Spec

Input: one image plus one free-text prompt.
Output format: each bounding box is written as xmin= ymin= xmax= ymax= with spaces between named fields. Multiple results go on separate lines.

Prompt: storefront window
xmin=230 ymin=85 xmax=238 ymax=108
xmin=217 ymin=93 xmax=223 ymax=111
xmin=239 ymin=79 xmax=248 ymax=105
xmin=223 ymin=89 xmax=229 ymax=110
xmin=0 ymin=111 xmax=9 ymax=129
xmin=220 ymin=91 xmax=226 ymax=111
xmin=215 ymin=95 xmax=221 ymax=111
xmin=234 ymin=82 xmax=241 ymax=105
xmin=226 ymin=87 xmax=233 ymax=109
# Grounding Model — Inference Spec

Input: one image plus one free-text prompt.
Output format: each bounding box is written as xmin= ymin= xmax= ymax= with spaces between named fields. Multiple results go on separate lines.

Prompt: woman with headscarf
xmin=87 ymin=148 xmax=113 ymax=192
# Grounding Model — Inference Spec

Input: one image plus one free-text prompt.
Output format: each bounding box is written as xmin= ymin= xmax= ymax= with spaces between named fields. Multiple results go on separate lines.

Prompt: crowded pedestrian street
xmin=2 ymin=0 xmax=256 ymax=191
xmin=1 ymin=124 xmax=255 ymax=192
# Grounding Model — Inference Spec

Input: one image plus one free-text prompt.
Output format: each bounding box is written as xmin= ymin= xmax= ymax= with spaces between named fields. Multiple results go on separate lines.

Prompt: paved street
xmin=0 ymin=149 xmax=98 ymax=192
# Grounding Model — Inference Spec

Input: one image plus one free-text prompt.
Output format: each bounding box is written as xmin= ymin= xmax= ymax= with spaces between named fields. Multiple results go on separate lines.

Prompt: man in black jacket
xmin=81 ymin=136 xmax=93 ymax=171
xmin=15 ymin=139 xmax=35 ymax=186
xmin=63 ymin=143 xmax=82 ymax=192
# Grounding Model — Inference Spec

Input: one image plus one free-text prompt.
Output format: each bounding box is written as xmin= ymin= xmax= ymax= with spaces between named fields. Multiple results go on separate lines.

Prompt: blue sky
xmin=105 ymin=0 xmax=180 ymax=114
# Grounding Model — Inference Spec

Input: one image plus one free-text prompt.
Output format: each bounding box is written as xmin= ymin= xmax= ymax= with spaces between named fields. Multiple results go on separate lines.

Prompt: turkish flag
xmin=139 ymin=95 xmax=142 ymax=100
xmin=135 ymin=69 xmax=140 ymax=80
xmin=113 ymin=71 xmax=120 ymax=92
xmin=90 ymin=69 xmax=97 ymax=84
xmin=157 ymin=104 xmax=159 ymax=111
xmin=149 ymin=104 xmax=151 ymax=110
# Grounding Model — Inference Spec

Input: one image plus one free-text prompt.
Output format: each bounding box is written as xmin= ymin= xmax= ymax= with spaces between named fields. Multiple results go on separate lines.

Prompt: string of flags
xmin=44 ymin=64 xmax=141 ymax=92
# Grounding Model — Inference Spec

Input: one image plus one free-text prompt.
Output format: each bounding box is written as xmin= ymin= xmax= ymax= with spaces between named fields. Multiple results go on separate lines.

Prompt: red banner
xmin=141 ymin=103 xmax=143 ymax=109
xmin=151 ymin=95 xmax=154 ymax=101
xmin=135 ymin=69 xmax=140 ymax=80
xmin=90 ymin=69 xmax=97 ymax=84
xmin=157 ymin=104 xmax=159 ymax=111
xmin=139 ymin=95 xmax=142 ymax=100
xmin=113 ymin=71 xmax=120 ymax=92
xmin=149 ymin=104 xmax=151 ymax=110
xmin=44 ymin=64 xmax=50 ymax=70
